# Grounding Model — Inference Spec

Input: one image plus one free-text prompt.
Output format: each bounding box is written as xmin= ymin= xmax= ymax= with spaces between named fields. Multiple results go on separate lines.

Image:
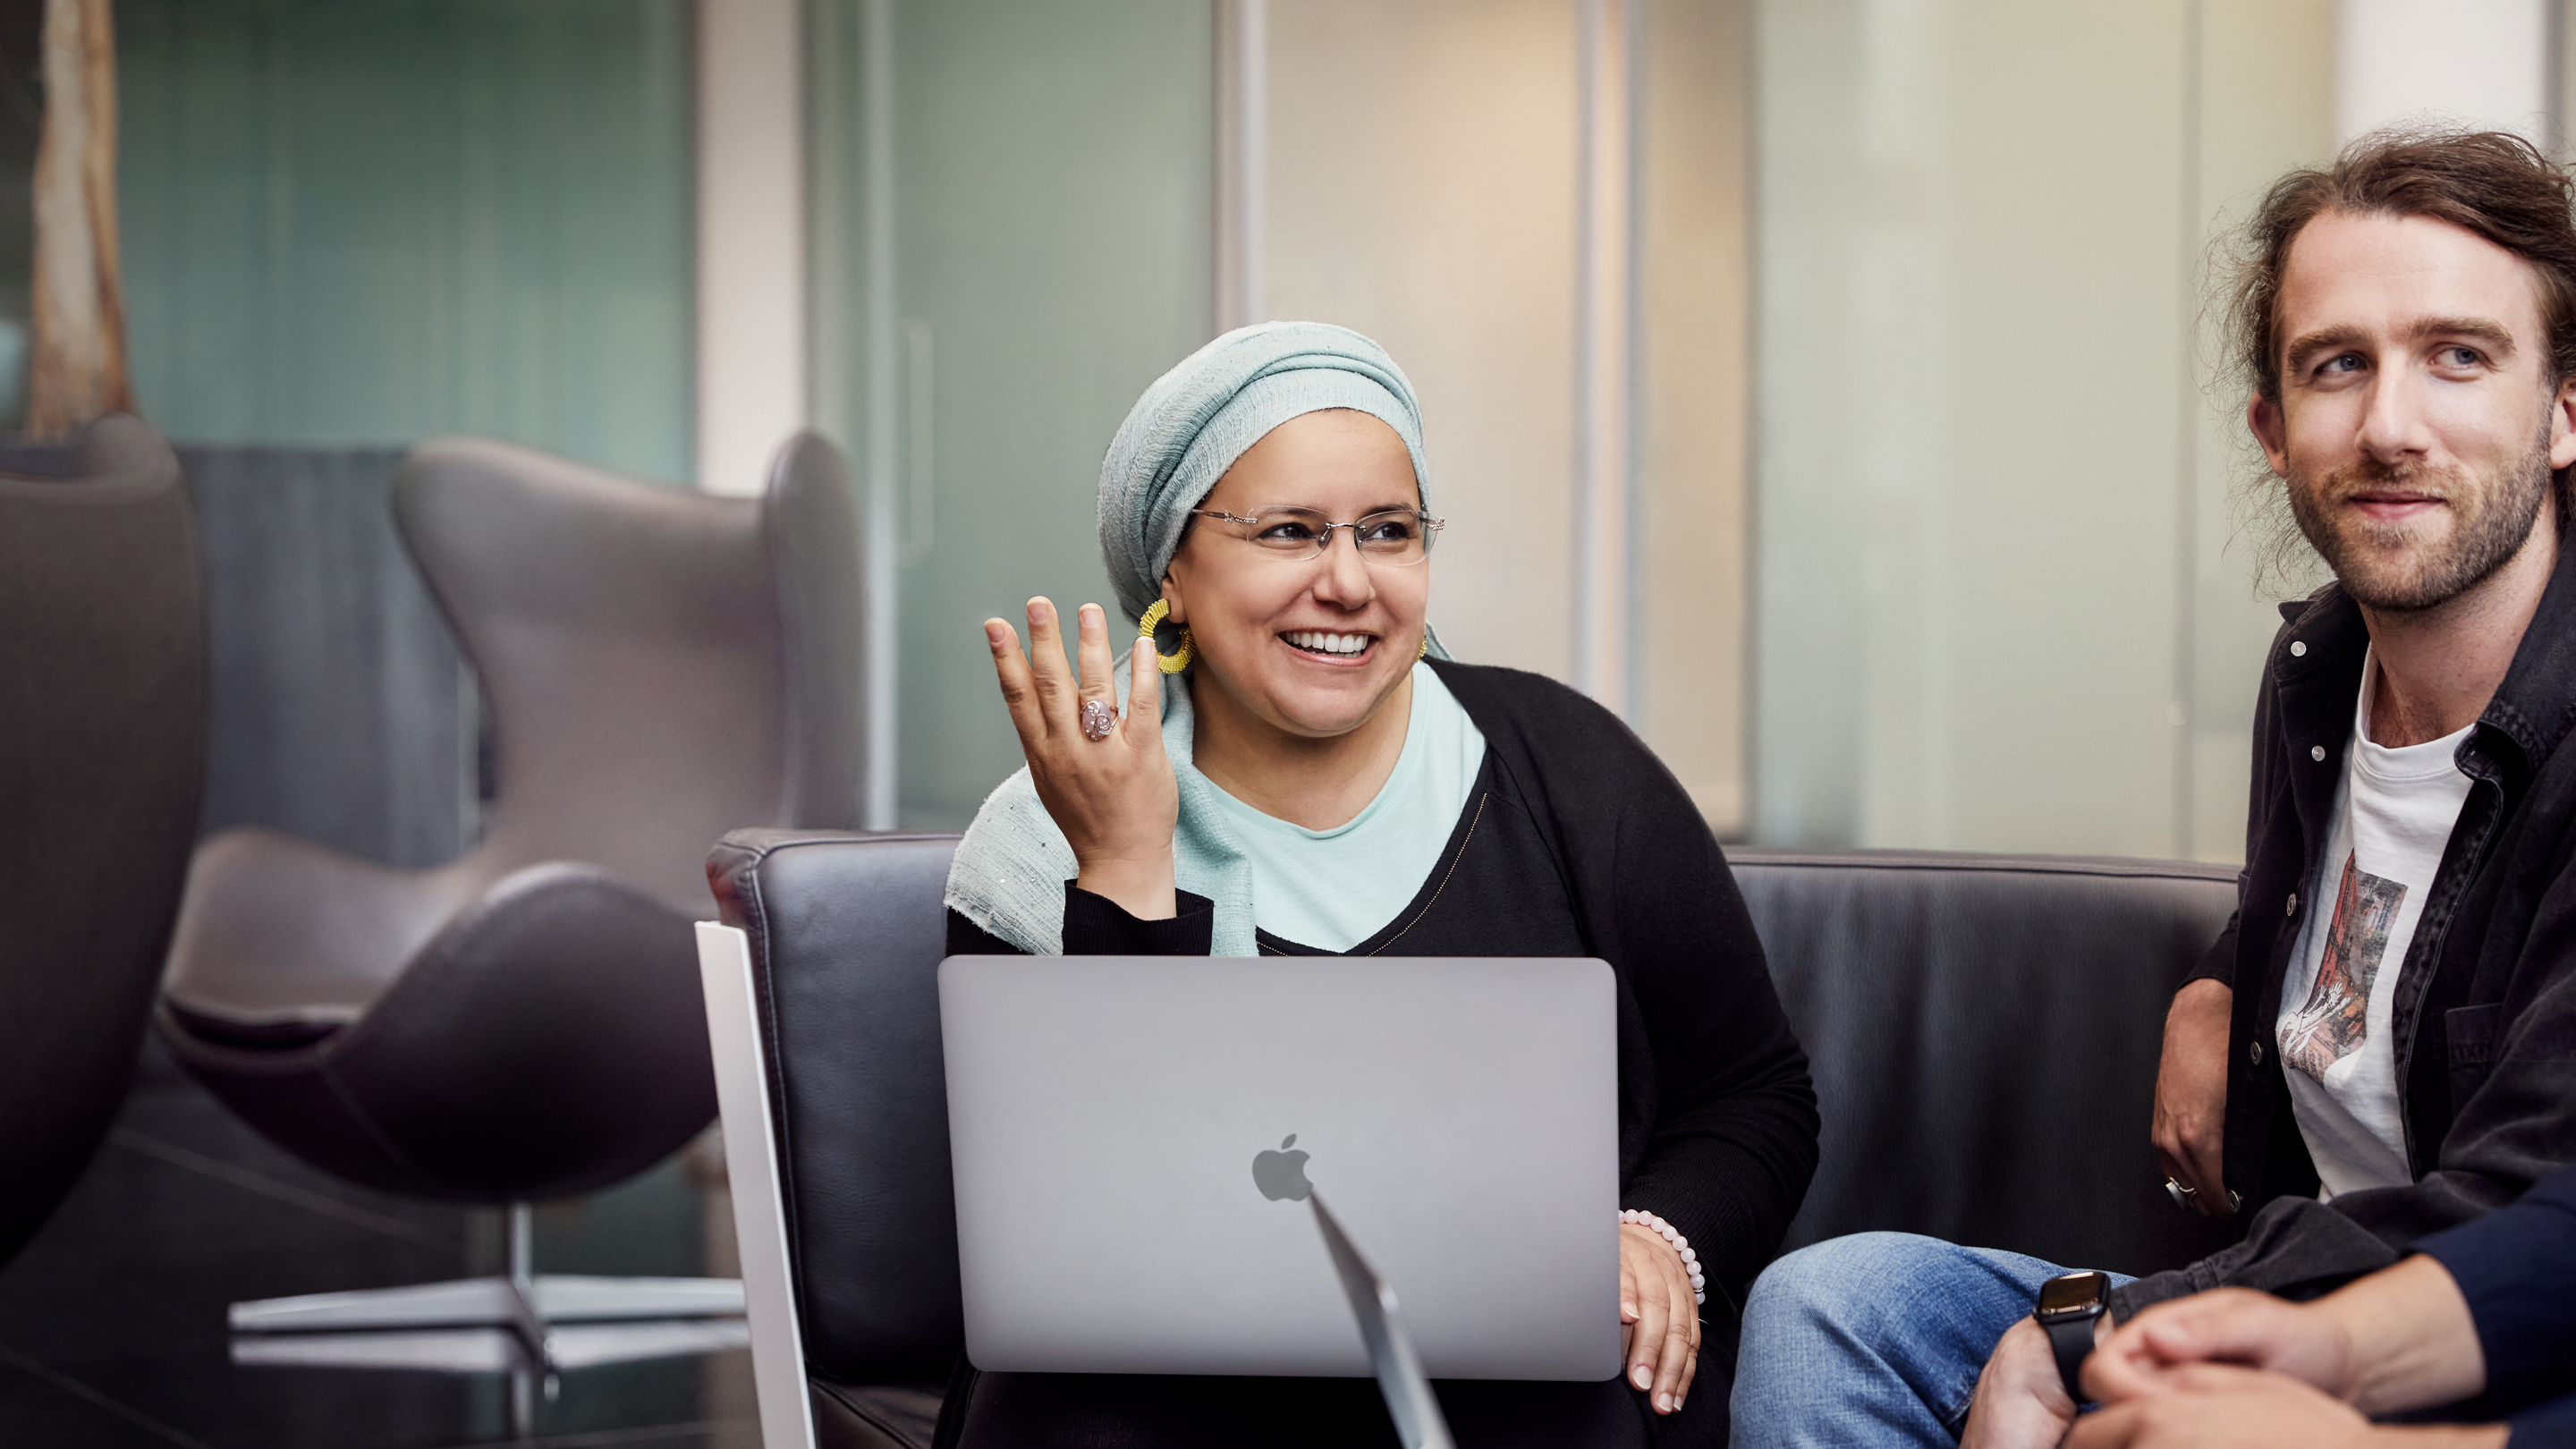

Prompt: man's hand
xmin=1960 ymin=1317 xmax=2078 ymax=1449
xmin=2152 ymin=979 xmax=2234 ymax=1216
xmin=2065 ymin=1363 xmax=2507 ymax=1449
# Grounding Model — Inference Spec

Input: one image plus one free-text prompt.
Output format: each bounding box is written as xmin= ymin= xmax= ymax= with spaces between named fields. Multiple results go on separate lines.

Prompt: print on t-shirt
xmin=2281 ymin=853 xmax=2404 ymax=1082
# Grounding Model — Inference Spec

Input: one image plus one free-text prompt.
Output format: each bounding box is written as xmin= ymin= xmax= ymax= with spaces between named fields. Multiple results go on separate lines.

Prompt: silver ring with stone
xmin=2165 ymin=1178 xmax=2197 ymax=1208
xmin=1080 ymin=699 xmax=1118 ymax=741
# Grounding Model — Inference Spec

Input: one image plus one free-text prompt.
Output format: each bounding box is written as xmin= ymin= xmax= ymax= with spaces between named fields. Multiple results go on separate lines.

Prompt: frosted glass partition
xmin=1751 ymin=0 xmax=2331 ymax=862
xmin=809 ymin=0 xmax=1214 ymax=828
xmin=118 ymin=0 xmax=694 ymax=483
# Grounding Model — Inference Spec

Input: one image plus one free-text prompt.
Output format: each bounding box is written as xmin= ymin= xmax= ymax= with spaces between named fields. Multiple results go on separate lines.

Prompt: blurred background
xmin=50 ymin=0 xmax=2576 ymax=863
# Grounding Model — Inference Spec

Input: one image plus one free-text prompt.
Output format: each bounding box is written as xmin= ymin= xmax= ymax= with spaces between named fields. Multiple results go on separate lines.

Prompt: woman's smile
xmin=1280 ymin=628 xmax=1377 ymax=661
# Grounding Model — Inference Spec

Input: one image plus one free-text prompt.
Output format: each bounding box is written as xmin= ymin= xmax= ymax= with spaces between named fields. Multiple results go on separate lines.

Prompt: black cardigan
xmin=946 ymin=658 xmax=1819 ymax=1298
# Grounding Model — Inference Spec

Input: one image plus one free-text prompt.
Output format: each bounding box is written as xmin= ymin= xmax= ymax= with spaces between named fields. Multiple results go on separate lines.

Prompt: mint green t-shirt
xmin=1206 ymin=661 xmax=1487 ymax=952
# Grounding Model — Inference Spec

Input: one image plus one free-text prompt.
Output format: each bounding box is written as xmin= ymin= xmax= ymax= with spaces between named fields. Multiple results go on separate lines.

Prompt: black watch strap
xmin=2043 ymin=1314 xmax=2095 ymax=1404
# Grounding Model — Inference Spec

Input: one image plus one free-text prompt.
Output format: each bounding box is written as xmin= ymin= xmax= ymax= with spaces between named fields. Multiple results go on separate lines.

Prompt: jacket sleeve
xmin=2183 ymin=908 xmax=2241 ymax=989
xmin=2418 ymin=1163 xmax=2576 ymax=1416
xmin=944 ymin=886 xmax=1216 ymax=957
xmin=2107 ymin=1194 xmax=2401 ymax=1318
xmin=2182 ymin=607 xmax=2292 ymax=996
xmin=2510 ymin=1410 xmax=2576 ymax=1447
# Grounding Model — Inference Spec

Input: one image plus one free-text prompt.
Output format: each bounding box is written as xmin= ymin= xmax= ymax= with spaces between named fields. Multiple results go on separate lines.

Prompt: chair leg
xmin=228 ymin=1200 xmax=747 ymax=1368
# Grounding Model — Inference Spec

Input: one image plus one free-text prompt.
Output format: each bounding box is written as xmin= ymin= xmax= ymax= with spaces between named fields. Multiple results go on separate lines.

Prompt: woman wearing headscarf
xmin=940 ymin=322 xmax=1815 ymax=1447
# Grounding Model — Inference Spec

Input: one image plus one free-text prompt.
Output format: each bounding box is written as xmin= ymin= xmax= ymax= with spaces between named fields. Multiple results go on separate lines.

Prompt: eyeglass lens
xmin=1233 ymin=507 xmax=1436 ymax=563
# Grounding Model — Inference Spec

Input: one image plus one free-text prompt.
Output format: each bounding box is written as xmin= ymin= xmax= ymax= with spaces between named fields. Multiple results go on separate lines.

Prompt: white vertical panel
xmin=1214 ymin=0 xmax=1268 ymax=334
xmin=2334 ymin=0 xmax=2548 ymax=146
xmin=696 ymin=0 xmax=808 ymax=496
xmin=859 ymin=0 xmax=898 ymax=828
xmin=1573 ymin=0 xmax=1640 ymax=714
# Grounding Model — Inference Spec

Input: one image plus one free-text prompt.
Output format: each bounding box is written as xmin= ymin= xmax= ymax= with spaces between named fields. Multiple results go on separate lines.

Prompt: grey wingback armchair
xmin=157 ymin=432 xmax=864 ymax=1355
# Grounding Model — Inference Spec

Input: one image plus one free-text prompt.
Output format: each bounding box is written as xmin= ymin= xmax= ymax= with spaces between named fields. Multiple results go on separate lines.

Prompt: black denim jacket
xmin=2111 ymin=536 xmax=2576 ymax=1320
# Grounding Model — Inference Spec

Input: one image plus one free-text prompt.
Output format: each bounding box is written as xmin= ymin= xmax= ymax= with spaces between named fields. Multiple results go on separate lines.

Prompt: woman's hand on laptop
xmin=1617 ymin=1223 xmax=1700 ymax=1415
xmin=986 ymin=599 xmax=1180 ymax=920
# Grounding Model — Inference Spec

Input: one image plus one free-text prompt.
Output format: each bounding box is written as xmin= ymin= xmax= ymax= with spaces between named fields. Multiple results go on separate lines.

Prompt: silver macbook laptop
xmin=937 ymin=955 xmax=1622 ymax=1381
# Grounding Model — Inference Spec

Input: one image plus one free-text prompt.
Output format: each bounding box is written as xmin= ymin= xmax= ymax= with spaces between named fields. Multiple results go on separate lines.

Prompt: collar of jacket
xmin=2270 ymin=523 xmax=2576 ymax=784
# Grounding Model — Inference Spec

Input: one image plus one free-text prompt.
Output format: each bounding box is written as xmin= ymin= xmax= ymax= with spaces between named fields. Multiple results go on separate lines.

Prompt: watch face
xmin=2037 ymin=1272 xmax=2108 ymax=1318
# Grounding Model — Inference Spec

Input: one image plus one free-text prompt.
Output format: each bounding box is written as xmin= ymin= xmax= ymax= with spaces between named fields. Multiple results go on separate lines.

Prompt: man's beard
xmin=2285 ymin=424 xmax=2554 ymax=613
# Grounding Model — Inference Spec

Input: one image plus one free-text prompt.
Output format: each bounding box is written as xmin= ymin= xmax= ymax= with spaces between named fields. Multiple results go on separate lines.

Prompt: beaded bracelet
xmin=1619 ymin=1208 xmax=1707 ymax=1306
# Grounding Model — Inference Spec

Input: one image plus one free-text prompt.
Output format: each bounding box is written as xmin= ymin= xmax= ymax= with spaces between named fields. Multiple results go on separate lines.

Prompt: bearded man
xmin=1731 ymin=128 xmax=2576 ymax=1448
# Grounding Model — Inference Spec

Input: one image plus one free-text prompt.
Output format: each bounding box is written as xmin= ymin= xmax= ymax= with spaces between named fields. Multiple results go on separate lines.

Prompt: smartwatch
xmin=2033 ymin=1271 xmax=2111 ymax=1404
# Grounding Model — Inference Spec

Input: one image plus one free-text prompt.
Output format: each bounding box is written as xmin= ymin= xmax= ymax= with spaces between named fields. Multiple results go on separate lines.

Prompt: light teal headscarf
xmin=944 ymin=321 xmax=1446 ymax=955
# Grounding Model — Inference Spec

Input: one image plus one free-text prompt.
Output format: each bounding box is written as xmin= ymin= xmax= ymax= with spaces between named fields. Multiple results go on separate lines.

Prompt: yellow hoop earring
xmin=1138 ymin=598 xmax=1195 ymax=674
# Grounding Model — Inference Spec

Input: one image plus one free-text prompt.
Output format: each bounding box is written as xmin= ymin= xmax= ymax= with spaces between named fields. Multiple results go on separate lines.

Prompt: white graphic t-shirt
xmin=2275 ymin=648 xmax=2475 ymax=1199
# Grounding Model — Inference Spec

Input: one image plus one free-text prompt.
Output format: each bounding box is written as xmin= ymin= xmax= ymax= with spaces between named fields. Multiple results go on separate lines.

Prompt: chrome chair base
xmin=227 ymin=1202 xmax=744 ymax=1368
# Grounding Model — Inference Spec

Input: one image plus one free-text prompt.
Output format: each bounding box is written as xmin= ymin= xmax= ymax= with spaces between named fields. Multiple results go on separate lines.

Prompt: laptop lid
xmin=937 ymin=955 xmax=1622 ymax=1381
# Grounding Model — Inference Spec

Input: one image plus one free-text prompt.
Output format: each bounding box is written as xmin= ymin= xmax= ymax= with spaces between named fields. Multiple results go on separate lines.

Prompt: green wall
xmin=118 ymin=0 xmax=693 ymax=482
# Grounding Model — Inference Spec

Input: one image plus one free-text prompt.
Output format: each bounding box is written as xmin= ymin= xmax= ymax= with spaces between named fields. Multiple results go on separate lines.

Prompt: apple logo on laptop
xmin=1251 ymin=1134 xmax=1312 ymax=1202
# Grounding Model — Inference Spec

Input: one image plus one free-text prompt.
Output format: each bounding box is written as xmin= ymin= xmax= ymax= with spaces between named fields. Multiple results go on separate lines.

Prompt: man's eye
xmin=2440 ymin=346 xmax=2482 ymax=368
xmin=2323 ymin=353 xmax=2364 ymax=373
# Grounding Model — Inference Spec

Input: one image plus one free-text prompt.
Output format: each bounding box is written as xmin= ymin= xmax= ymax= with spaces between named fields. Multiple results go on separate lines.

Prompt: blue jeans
xmin=1729 ymin=1233 xmax=2133 ymax=1448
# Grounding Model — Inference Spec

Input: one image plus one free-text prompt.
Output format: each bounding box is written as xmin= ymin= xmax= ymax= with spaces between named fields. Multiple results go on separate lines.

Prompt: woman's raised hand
xmin=984 ymin=598 xmax=1180 ymax=920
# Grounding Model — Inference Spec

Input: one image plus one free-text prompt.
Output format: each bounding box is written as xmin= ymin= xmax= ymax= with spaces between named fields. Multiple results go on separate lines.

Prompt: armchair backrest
xmin=707 ymin=829 xmax=967 ymax=1385
xmin=0 ymin=413 xmax=205 ymax=1263
xmin=393 ymin=436 xmax=861 ymax=917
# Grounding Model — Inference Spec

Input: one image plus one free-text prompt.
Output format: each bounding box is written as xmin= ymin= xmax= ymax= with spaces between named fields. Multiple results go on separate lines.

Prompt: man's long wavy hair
xmin=2216 ymin=127 xmax=2576 ymax=594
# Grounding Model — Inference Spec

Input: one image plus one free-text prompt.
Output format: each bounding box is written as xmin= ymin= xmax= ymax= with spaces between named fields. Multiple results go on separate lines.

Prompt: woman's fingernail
xmin=1631 ymin=1366 xmax=1650 ymax=1389
xmin=1657 ymin=1393 xmax=1672 ymax=1413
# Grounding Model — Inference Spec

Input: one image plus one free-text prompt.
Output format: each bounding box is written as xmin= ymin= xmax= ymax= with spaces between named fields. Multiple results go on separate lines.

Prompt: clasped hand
xmin=1964 ymin=1257 xmax=2498 ymax=1449
xmin=1961 ymin=1297 xmax=2357 ymax=1449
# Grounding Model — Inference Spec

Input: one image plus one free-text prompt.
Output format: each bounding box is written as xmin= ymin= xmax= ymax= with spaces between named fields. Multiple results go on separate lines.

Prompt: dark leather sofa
xmin=705 ymin=832 xmax=2248 ymax=1448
